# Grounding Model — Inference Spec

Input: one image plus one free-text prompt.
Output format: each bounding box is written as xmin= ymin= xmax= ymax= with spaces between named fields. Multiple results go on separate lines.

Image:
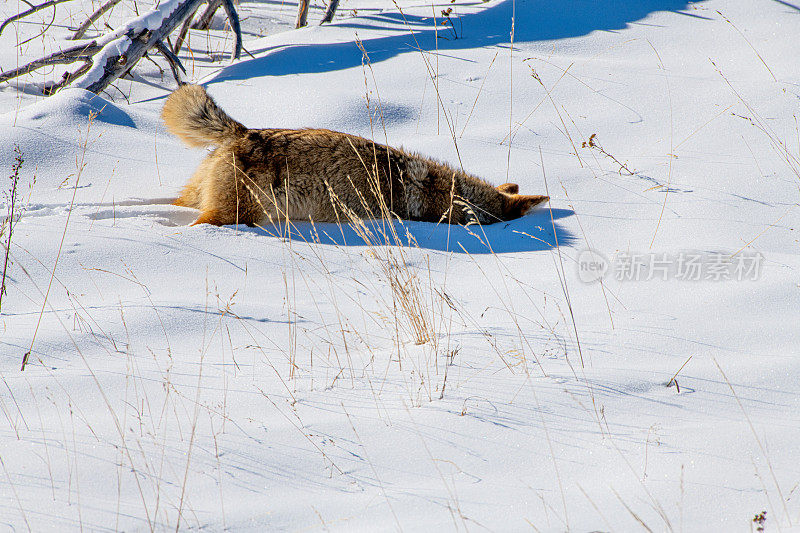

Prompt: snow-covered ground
xmin=1 ymin=0 xmax=799 ymax=530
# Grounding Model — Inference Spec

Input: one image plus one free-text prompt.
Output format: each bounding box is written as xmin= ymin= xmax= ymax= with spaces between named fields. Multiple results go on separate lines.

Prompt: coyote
xmin=162 ymin=85 xmax=549 ymax=226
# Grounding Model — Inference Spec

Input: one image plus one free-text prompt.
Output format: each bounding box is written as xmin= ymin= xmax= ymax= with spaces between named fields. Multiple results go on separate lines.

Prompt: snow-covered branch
xmin=0 ymin=0 xmax=242 ymax=95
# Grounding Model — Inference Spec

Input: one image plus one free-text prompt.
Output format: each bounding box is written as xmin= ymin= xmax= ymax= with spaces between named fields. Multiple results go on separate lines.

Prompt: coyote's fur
xmin=162 ymin=85 xmax=549 ymax=226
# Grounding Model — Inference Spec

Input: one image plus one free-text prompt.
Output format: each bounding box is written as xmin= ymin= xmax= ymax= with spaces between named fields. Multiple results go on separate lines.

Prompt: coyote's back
xmin=162 ymin=85 xmax=549 ymax=227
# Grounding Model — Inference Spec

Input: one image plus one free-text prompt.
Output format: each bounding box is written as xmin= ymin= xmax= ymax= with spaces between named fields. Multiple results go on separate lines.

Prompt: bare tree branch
xmin=43 ymin=59 xmax=93 ymax=94
xmin=0 ymin=40 xmax=100 ymax=84
xmin=71 ymin=0 xmax=123 ymax=40
xmin=191 ymin=0 xmax=222 ymax=30
xmin=220 ymin=0 xmax=241 ymax=59
xmin=1 ymin=0 xmax=243 ymax=94
xmin=320 ymin=0 xmax=339 ymax=24
xmin=154 ymin=39 xmax=185 ymax=85
xmin=0 ymin=0 xmax=74 ymax=37
xmin=18 ymin=0 xmax=58 ymax=46
xmin=75 ymin=0 xmax=207 ymax=93
xmin=174 ymin=0 xmax=240 ymax=58
xmin=172 ymin=2 xmax=201 ymax=55
xmin=295 ymin=0 xmax=309 ymax=28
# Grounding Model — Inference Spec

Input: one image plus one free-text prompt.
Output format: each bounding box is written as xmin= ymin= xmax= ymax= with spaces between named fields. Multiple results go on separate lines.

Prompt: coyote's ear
xmin=497 ymin=182 xmax=519 ymax=194
xmin=503 ymin=194 xmax=549 ymax=220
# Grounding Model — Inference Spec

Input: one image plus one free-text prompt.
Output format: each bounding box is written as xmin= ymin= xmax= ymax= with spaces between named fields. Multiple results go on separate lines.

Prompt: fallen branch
xmin=220 ymin=0 xmax=242 ymax=59
xmin=296 ymin=0 xmax=309 ymax=28
xmin=173 ymin=0 xmax=237 ymax=56
xmin=320 ymin=0 xmax=339 ymax=24
xmin=191 ymin=0 xmax=222 ymax=30
xmin=0 ymin=0 xmax=242 ymax=94
xmin=155 ymin=39 xmax=186 ymax=85
xmin=43 ymin=58 xmax=93 ymax=95
xmin=172 ymin=2 xmax=202 ymax=55
xmin=0 ymin=0 xmax=74 ymax=38
xmin=71 ymin=0 xmax=123 ymax=40
xmin=0 ymin=40 xmax=100 ymax=84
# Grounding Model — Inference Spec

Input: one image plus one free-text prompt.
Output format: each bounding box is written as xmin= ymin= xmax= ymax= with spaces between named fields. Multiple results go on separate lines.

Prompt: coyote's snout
xmin=162 ymin=85 xmax=549 ymax=227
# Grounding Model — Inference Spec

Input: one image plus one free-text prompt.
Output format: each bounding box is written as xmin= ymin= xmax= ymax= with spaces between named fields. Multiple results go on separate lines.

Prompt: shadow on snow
xmin=233 ymin=207 xmax=574 ymax=254
xmin=209 ymin=0 xmax=707 ymax=84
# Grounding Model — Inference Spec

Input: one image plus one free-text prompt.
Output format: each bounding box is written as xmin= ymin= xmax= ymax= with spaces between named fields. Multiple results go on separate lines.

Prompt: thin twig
xmin=666 ymin=355 xmax=693 ymax=392
xmin=716 ymin=10 xmax=776 ymax=82
xmin=18 ymin=1 xmax=58 ymax=46
xmin=0 ymin=0 xmax=74 ymax=37
xmin=43 ymin=58 xmax=93 ymax=95
xmin=459 ymin=51 xmax=497 ymax=138
xmin=0 ymin=456 xmax=30 ymax=532
xmin=647 ymin=39 xmax=674 ymax=249
xmin=22 ymin=113 xmax=95 ymax=370
xmin=713 ymin=358 xmax=791 ymax=525
xmin=71 ymin=0 xmax=122 ymax=39
xmin=0 ymin=41 xmax=100 ymax=84
xmin=540 ymin=148 xmax=584 ymax=368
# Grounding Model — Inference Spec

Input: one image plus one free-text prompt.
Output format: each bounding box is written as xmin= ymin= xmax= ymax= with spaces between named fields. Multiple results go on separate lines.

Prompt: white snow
xmin=1 ymin=0 xmax=799 ymax=531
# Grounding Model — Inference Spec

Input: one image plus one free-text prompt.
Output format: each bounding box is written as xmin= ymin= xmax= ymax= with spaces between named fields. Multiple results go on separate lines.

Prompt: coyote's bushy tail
xmin=162 ymin=84 xmax=246 ymax=148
